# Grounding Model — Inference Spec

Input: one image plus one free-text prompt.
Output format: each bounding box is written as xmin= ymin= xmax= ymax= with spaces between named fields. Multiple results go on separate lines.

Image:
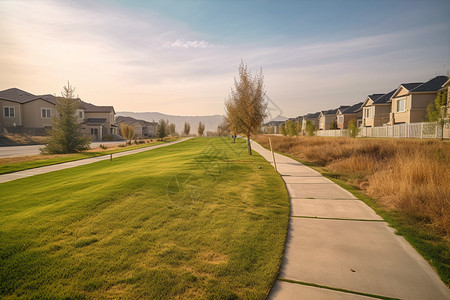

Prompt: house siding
xmin=1 ymin=99 xmax=22 ymax=127
xmin=22 ymin=99 xmax=56 ymax=128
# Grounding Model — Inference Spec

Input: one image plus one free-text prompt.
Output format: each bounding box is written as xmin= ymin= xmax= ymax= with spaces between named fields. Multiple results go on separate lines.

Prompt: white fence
xmin=316 ymin=122 xmax=449 ymax=139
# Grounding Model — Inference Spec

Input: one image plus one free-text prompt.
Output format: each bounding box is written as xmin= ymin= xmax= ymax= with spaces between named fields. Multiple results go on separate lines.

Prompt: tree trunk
xmin=247 ymin=135 xmax=252 ymax=155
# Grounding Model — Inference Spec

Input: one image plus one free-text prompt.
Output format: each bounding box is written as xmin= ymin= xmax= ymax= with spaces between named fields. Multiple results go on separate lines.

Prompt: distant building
xmin=115 ymin=116 xmax=157 ymax=138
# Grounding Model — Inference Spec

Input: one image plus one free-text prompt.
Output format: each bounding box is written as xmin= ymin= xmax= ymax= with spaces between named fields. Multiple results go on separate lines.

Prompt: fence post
xmin=269 ymin=137 xmax=277 ymax=172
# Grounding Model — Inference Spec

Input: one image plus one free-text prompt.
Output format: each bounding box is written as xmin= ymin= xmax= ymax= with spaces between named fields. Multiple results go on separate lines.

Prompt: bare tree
xmin=225 ymin=60 xmax=267 ymax=155
xmin=183 ymin=122 xmax=191 ymax=136
xmin=169 ymin=123 xmax=176 ymax=137
xmin=120 ymin=123 xmax=135 ymax=142
xmin=197 ymin=122 xmax=205 ymax=137
xmin=42 ymin=81 xmax=90 ymax=154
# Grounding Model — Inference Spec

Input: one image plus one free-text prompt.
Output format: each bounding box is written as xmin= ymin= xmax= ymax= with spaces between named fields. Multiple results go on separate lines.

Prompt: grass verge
xmin=0 ymin=139 xmax=177 ymax=175
xmin=0 ymin=137 xmax=289 ymax=299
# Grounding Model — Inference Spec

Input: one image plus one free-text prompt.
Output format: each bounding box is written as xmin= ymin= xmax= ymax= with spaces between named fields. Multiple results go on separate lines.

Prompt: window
xmin=3 ymin=106 xmax=15 ymax=118
xmin=338 ymin=115 xmax=343 ymax=123
xmin=365 ymin=107 xmax=373 ymax=118
xmin=397 ymin=98 xmax=406 ymax=113
xmin=41 ymin=108 xmax=51 ymax=118
xmin=76 ymin=109 xmax=84 ymax=119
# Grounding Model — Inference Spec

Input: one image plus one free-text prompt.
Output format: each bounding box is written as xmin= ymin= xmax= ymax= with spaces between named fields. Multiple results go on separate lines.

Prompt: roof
xmin=81 ymin=101 xmax=115 ymax=114
xmin=410 ymin=76 xmax=448 ymax=93
xmin=263 ymin=120 xmax=284 ymax=126
xmin=367 ymin=94 xmax=384 ymax=102
xmin=0 ymin=88 xmax=56 ymax=104
xmin=373 ymin=89 xmax=396 ymax=104
xmin=340 ymin=102 xmax=363 ymax=114
xmin=303 ymin=112 xmax=320 ymax=119
xmin=83 ymin=118 xmax=107 ymax=125
xmin=400 ymin=83 xmax=423 ymax=91
xmin=115 ymin=116 xmax=157 ymax=127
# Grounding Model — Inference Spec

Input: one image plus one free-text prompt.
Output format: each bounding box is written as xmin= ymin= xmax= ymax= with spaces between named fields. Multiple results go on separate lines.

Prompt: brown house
xmin=389 ymin=76 xmax=448 ymax=124
xmin=301 ymin=112 xmax=320 ymax=134
xmin=336 ymin=102 xmax=363 ymax=129
xmin=361 ymin=91 xmax=397 ymax=127
xmin=318 ymin=106 xmax=349 ymax=130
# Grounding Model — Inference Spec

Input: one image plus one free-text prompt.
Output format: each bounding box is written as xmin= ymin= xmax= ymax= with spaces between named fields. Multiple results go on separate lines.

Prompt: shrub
xmin=99 ymin=144 xmax=107 ymax=150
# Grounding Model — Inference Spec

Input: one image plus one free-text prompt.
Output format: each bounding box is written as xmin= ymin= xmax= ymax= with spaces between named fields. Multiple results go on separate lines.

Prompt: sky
xmin=1 ymin=0 xmax=449 ymax=118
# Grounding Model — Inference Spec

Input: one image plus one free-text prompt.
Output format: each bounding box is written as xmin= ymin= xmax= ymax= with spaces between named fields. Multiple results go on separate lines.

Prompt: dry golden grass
xmin=255 ymin=135 xmax=450 ymax=237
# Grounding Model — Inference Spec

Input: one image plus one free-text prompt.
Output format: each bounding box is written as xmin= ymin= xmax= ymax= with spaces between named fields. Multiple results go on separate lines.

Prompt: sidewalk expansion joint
xmin=292 ymin=215 xmax=386 ymax=222
xmin=278 ymin=278 xmax=399 ymax=300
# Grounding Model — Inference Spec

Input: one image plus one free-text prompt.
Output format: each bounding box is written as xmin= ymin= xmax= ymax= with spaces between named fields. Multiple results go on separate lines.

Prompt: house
xmin=336 ymin=102 xmax=363 ymax=129
xmin=78 ymin=101 xmax=118 ymax=141
xmin=0 ymin=88 xmax=57 ymax=135
xmin=318 ymin=106 xmax=349 ymax=130
xmin=361 ymin=91 xmax=397 ymax=127
xmin=0 ymin=88 xmax=118 ymax=140
xmin=262 ymin=120 xmax=284 ymax=134
xmin=301 ymin=112 xmax=320 ymax=134
xmin=115 ymin=116 xmax=157 ymax=139
xmin=389 ymin=76 xmax=448 ymax=124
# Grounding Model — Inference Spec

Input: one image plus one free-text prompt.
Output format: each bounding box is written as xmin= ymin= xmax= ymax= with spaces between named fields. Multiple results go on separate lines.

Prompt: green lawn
xmin=0 ymin=139 xmax=176 ymax=175
xmin=0 ymin=137 xmax=290 ymax=299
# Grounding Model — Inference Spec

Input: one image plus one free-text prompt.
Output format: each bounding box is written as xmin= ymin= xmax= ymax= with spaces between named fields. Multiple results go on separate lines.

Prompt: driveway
xmin=0 ymin=141 xmax=126 ymax=158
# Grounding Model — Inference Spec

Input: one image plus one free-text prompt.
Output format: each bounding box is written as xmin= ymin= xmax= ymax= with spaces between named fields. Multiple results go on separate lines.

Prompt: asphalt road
xmin=0 ymin=141 xmax=125 ymax=158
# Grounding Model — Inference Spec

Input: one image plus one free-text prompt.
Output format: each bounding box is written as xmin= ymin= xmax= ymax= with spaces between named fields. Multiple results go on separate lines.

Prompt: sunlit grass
xmin=0 ymin=137 xmax=289 ymax=298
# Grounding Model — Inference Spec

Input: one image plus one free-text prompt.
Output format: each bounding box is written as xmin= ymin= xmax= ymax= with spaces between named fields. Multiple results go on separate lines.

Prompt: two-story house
xmin=318 ymin=107 xmax=349 ymax=130
xmin=115 ymin=116 xmax=157 ymax=139
xmin=301 ymin=112 xmax=320 ymax=134
xmin=361 ymin=91 xmax=397 ymax=127
xmin=0 ymin=88 xmax=117 ymax=140
xmin=336 ymin=102 xmax=363 ymax=129
xmin=389 ymin=76 xmax=448 ymax=124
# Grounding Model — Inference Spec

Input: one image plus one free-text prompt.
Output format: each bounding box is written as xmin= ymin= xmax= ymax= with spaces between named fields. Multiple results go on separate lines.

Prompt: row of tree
xmin=121 ymin=120 xmax=207 ymax=141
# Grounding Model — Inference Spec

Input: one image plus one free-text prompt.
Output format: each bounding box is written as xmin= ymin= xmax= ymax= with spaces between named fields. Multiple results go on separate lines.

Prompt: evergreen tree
xmin=42 ymin=82 xmax=90 ymax=154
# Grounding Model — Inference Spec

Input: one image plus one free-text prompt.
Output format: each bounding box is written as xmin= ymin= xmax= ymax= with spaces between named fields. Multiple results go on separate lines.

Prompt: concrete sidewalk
xmin=0 ymin=138 xmax=190 ymax=184
xmin=251 ymin=141 xmax=449 ymax=300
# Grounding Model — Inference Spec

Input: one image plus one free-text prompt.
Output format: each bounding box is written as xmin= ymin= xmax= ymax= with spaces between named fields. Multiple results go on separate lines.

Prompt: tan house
xmin=78 ymin=101 xmax=117 ymax=140
xmin=0 ymin=88 xmax=57 ymax=135
xmin=318 ymin=107 xmax=348 ymax=130
xmin=116 ymin=116 xmax=157 ymax=139
xmin=389 ymin=76 xmax=448 ymax=124
xmin=0 ymin=88 xmax=117 ymax=140
xmin=301 ymin=112 xmax=320 ymax=134
xmin=361 ymin=91 xmax=397 ymax=127
xmin=336 ymin=102 xmax=363 ymax=129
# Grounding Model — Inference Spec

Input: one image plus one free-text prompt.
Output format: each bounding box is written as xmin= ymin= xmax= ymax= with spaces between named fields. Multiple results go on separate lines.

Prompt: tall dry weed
xmin=255 ymin=135 xmax=450 ymax=237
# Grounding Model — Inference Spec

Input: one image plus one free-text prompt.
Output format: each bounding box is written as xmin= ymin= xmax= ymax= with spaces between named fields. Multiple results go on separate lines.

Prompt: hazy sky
xmin=1 ymin=0 xmax=449 ymax=117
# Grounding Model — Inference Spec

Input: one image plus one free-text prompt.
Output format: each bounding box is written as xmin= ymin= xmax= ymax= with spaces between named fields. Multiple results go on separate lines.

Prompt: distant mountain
xmin=117 ymin=112 xmax=224 ymax=134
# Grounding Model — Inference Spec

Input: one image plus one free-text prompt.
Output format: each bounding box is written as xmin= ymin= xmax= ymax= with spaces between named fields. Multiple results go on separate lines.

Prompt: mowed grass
xmin=0 ymin=137 xmax=290 ymax=299
xmin=0 ymin=139 xmax=174 ymax=175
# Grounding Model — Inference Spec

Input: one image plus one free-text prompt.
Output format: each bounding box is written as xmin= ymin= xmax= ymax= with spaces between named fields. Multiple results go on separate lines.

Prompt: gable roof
xmin=373 ymin=89 xmax=396 ymax=104
xmin=81 ymin=101 xmax=115 ymax=114
xmin=391 ymin=82 xmax=423 ymax=99
xmin=115 ymin=116 xmax=156 ymax=127
xmin=339 ymin=102 xmax=363 ymax=114
xmin=361 ymin=93 xmax=384 ymax=108
xmin=0 ymin=88 xmax=56 ymax=105
xmin=410 ymin=75 xmax=448 ymax=93
xmin=303 ymin=112 xmax=320 ymax=119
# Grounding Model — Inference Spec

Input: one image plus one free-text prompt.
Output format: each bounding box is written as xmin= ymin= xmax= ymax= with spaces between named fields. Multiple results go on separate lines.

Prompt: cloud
xmin=164 ymin=39 xmax=219 ymax=49
xmin=0 ymin=0 xmax=448 ymax=116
